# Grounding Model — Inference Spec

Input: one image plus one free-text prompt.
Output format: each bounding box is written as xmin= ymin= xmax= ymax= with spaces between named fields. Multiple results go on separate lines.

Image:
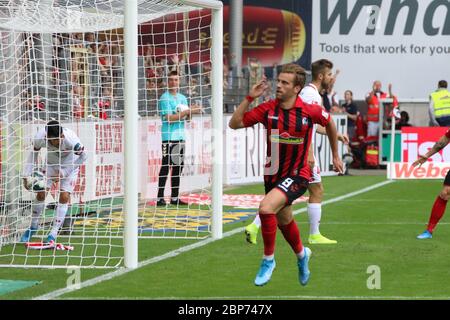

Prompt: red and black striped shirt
xmin=242 ymin=97 xmax=331 ymax=184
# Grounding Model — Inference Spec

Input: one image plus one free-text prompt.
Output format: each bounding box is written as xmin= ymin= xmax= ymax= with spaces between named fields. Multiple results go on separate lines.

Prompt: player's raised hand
xmin=248 ymin=76 xmax=269 ymax=99
xmin=412 ymin=155 xmax=428 ymax=168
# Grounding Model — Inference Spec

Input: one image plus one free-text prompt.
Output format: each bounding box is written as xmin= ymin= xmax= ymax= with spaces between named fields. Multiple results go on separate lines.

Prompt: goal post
xmin=0 ymin=0 xmax=223 ymax=269
xmin=123 ymin=0 xmax=139 ymax=271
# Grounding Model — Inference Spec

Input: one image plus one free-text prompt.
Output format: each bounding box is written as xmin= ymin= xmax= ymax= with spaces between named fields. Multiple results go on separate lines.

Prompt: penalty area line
xmin=34 ymin=179 xmax=394 ymax=300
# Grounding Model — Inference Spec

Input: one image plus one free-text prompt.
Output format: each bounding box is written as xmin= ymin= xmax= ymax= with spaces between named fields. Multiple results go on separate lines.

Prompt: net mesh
xmin=0 ymin=0 xmax=215 ymax=268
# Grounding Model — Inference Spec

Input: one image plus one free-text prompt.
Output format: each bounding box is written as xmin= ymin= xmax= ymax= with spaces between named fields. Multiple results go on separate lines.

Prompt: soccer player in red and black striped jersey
xmin=229 ymin=64 xmax=343 ymax=286
xmin=414 ymin=129 xmax=450 ymax=239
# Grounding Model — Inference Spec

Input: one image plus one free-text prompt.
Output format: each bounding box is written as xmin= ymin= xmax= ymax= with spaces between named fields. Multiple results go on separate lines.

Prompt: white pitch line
xmin=58 ymin=295 xmax=450 ymax=300
xmin=297 ymin=222 xmax=449 ymax=225
xmin=64 ymin=295 xmax=448 ymax=300
xmin=34 ymin=179 xmax=394 ymax=300
xmin=292 ymin=180 xmax=394 ymax=216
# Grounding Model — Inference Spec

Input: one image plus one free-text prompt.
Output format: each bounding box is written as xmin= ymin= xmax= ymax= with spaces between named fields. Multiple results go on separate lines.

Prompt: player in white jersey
xmin=245 ymin=59 xmax=348 ymax=245
xmin=20 ymin=120 xmax=87 ymax=244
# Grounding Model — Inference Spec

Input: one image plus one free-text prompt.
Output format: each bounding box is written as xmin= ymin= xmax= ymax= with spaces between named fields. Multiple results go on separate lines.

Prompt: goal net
xmin=0 ymin=0 xmax=223 ymax=268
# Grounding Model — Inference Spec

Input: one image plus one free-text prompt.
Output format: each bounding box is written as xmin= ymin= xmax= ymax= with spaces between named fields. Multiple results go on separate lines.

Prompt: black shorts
xmin=265 ymin=176 xmax=309 ymax=205
xmin=444 ymin=170 xmax=450 ymax=186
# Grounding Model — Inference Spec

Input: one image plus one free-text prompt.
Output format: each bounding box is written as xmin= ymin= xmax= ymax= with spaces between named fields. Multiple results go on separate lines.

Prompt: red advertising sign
xmin=402 ymin=127 xmax=450 ymax=162
xmin=138 ymin=6 xmax=307 ymax=67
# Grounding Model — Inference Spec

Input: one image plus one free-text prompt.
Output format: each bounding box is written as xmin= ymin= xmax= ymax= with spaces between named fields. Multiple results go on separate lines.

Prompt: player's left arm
xmin=73 ymin=142 xmax=87 ymax=165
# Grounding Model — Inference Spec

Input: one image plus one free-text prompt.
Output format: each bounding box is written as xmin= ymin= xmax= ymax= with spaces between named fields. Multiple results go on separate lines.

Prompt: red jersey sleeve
xmin=445 ymin=128 xmax=450 ymax=139
xmin=242 ymin=102 xmax=269 ymax=128
xmin=307 ymin=103 xmax=331 ymax=127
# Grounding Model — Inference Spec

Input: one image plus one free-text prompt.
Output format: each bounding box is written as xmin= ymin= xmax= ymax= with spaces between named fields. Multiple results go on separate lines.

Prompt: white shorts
xmin=310 ymin=164 xmax=321 ymax=184
xmin=45 ymin=165 xmax=79 ymax=193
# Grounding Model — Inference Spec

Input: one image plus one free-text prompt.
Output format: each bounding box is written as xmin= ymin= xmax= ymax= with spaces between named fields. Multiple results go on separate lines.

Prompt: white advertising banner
xmin=223 ymin=116 xmax=266 ymax=185
xmin=389 ymin=162 xmax=450 ymax=179
xmin=223 ymin=114 xmax=348 ymax=185
xmin=20 ymin=121 xmax=125 ymax=203
xmin=12 ymin=114 xmax=347 ymax=203
xmin=140 ymin=117 xmax=212 ymax=200
xmin=312 ymin=0 xmax=450 ymax=100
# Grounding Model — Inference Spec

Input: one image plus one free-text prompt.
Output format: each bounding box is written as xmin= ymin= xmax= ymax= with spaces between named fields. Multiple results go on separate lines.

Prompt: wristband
xmin=246 ymin=95 xmax=255 ymax=103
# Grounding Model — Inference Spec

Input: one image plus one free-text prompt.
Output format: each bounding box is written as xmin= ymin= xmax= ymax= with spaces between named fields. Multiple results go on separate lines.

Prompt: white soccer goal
xmin=0 ymin=0 xmax=223 ymax=269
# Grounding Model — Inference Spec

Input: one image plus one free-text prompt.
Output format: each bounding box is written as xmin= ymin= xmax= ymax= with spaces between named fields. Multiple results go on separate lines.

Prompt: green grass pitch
xmin=1 ymin=175 xmax=450 ymax=300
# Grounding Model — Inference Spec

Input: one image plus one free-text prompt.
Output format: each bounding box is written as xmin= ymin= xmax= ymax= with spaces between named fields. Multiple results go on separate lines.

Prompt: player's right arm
xmin=22 ymin=133 xmax=43 ymax=190
xmin=413 ymin=133 xmax=450 ymax=167
xmin=229 ymin=77 xmax=269 ymax=129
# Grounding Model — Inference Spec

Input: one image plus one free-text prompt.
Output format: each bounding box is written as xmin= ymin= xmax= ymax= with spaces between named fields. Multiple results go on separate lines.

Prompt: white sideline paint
xmin=65 ymin=295 xmax=450 ymax=300
xmin=34 ymin=180 xmax=393 ymax=300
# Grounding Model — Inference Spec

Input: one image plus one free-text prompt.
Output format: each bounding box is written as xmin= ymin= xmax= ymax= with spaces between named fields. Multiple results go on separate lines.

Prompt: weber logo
xmin=389 ymin=162 xmax=450 ymax=179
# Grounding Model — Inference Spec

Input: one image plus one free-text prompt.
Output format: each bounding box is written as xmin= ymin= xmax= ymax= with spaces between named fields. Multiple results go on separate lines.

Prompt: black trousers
xmin=157 ymin=141 xmax=185 ymax=200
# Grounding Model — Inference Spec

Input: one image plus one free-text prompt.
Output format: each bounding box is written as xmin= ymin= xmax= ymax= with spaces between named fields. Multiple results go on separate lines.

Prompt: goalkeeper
xmin=20 ymin=120 xmax=87 ymax=243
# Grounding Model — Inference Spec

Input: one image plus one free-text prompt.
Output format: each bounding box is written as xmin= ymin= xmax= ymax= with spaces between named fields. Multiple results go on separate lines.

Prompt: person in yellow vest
xmin=429 ymin=80 xmax=450 ymax=127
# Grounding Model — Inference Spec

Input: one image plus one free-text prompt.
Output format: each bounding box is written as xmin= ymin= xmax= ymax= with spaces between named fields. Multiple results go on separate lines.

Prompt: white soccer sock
xmin=253 ymin=214 xmax=261 ymax=228
xmin=31 ymin=200 xmax=45 ymax=229
xmin=49 ymin=203 xmax=69 ymax=239
xmin=296 ymin=249 xmax=305 ymax=259
xmin=263 ymin=254 xmax=274 ymax=261
xmin=308 ymin=203 xmax=322 ymax=236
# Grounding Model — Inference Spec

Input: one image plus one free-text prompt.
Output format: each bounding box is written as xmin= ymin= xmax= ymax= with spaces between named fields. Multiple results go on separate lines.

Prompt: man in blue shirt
xmin=157 ymin=71 xmax=202 ymax=206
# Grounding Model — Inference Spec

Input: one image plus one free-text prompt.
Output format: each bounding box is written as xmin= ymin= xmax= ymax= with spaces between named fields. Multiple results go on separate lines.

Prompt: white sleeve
xmin=58 ymin=129 xmax=87 ymax=178
xmin=22 ymin=150 xmax=39 ymax=177
xmin=22 ymin=133 xmax=43 ymax=177
xmin=300 ymin=88 xmax=321 ymax=105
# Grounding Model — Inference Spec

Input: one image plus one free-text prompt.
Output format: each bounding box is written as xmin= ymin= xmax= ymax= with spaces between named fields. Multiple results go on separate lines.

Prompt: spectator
xmin=429 ymin=80 xmax=450 ymax=127
xmin=146 ymin=78 xmax=158 ymax=115
xmin=98 ymin=44 xmax=111 ymax=77
xmin=96 ymin=87 xmax=112 ymax=120
xmin=366 ymin=80 xmax=392 ymax=137
xmin=72 ymin=85 xmax=84 ymax=119
xmin=84 ymin=33 xmax=96 ymax=52
xmin=341 ymin=90 xmax=359 ymax=141
xmin=187 ymin=77 xmax=199 ymax=97
xmin=25 ymin=94 xmax=46 ymax=120
xmin=143 ymin=45 xmax=155 ymax=69
xmin=396 ymin=111 xmax=412 ymax=130
xmin=223 ymin=54 xmax=230 ymax=89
